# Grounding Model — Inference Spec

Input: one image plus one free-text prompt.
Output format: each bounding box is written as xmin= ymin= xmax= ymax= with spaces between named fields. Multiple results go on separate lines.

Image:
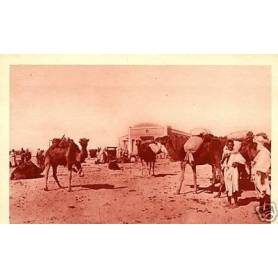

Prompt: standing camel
xmin=156 ymin=133 xmax=224 ymax=195
xmin=135 ymin=139 xmax=167 ymax=176
xmin=44 ymin=137 xmax=89 ymax=192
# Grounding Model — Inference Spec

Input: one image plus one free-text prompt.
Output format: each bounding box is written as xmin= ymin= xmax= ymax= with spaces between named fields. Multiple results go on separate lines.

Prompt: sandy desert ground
xmin=10 ymin=159 xmax=265 ymax=224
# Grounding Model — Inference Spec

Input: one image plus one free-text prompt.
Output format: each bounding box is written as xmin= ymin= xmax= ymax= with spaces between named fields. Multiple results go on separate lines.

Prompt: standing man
xmin=20 ymin=148 xmax=26 ymax=164
xmin=221 ymin=140 xmax=246 ymax=207
xmin=36 ymin=149 xmax=45 ymax=169
xmin=25 ymin=148 xmax=32 ymax=161
xmin=10 ymin=149 xmax=17 ymax=167
xmin=252 ymin=136 xmax=271 ymax=219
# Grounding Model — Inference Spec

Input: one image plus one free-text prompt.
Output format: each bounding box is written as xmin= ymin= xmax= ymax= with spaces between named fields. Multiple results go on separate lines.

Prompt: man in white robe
xmin=222 ymin=140 xmax=246 ymax=206
xmin=252 ymin=136 xmax=271 ymax=217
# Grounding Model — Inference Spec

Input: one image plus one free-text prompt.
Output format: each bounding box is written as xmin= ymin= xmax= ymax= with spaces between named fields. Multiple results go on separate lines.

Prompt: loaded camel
xmin=135 ymin=139 xmax=167 ymax=176
xmin=156 ymin=133 xmax=224 ymax=195
xmin=44 ymin=137 xmax=89 ymax=192
xmin=156 ymin=131 xmax=265 ymax=196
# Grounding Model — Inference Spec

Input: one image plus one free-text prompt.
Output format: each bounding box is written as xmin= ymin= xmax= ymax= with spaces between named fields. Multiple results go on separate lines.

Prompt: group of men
xmin=221 ymin=135 xmax=271 ymax=219
xmin=10 ymin=148 xmax=32 ymax=167
xmin=9 ymin=148 xmax=45 ymax=169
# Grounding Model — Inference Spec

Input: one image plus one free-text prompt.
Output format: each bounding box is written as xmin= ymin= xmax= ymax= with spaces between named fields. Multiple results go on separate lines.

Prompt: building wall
xmin=128 ymin=125 xmax=168 ymax=155
xmin=118 ymin=123 xmax=190 ymax=157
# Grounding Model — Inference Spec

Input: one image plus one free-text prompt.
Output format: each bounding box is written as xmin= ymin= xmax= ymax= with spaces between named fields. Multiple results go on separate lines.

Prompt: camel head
xmin=240 ymin=140 xmax=258 ymax=162
xmin=135 ymin=139 xmax=142 ymax=147
xmin=79 ymin=138 xmax=89 ymax=162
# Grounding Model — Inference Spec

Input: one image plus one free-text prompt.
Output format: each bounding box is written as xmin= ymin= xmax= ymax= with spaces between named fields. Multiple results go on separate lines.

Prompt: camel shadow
xmin=239 ymin=180 xmax=255 ymax=191
xmin=11 ymin=174 xmax=44 ymax=181
xmin=73 ymin=184 xmax=127 ymax=191
xmin=195 ymin=184 xmax=218 ymax=194
xmin=237 ymin=197 xmax=258 ymax=207
xmin=154 ymin=173 xmax=177 ymax=177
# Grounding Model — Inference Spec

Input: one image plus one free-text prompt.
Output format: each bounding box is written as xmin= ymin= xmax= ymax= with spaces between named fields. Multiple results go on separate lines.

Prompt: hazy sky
xmin=10 ymin=65 xmax=271 ymax=150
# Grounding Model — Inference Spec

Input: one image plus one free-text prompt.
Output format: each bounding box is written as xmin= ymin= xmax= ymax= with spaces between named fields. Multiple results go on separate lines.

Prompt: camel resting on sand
xmin=10 ymin=161 xmax=43 ymax=180
xmin=44 ymin=137 xmax=89 ymax=192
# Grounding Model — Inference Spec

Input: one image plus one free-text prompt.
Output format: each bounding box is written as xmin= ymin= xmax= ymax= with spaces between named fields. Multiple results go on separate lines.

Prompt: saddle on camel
xmin=44 ymin=136 xmax=89 ymax=192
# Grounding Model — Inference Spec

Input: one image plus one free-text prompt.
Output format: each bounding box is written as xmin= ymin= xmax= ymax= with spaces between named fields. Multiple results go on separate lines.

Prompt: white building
xmin=118 ymin=122 xmax=190 ymax=156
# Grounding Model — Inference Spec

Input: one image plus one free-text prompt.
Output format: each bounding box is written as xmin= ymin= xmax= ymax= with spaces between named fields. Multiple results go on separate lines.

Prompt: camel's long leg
xmin=68 ymin=169 xmax=72 ymax=192
xmin=152 ymin=161 xmax=155 ymax=176
xmin=216 ymin=168 xmax=224 ymax=198
xmin=52 ymin=165 xmax=62 ymax=188
xmin=141 ymin=159 xmax=144 ymax=176
xmin=211 ymin=165 xmax=216 ymax=185
xmin=44 ymin=163 xmax=51 ymax=191
xmin=176 ymin=161 xmax=186 ymax=194
xmin=192 ymin=164 xmax=198 ymax=193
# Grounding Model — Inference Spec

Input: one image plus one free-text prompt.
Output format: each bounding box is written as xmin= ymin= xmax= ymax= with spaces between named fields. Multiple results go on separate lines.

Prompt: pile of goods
xmin=184 ymin=128 xmax=211 ymax=153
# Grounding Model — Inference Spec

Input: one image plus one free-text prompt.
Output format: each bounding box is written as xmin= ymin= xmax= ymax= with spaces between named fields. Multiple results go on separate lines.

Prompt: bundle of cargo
xmin=184 ymin=136 xmax=204 ymax=153
xmin=190 ymin=128 xmax=211 ymax=136
xmin=226 ymin=130 xmax=253 ymax=141
xmin=184 ymin=128 xmax=212 ymax=153
xmin=255 ymin=132 xmax=270 ymax=142
xmin=254 ymin=133 xmax=270 ymax=145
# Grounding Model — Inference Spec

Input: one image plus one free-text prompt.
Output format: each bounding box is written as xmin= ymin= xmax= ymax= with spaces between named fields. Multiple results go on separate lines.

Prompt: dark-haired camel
xmin=135 ymin=139 xmax=166 ymax=176
xmin=156 ymin=134 xmax=224 ymax=194
xmin=44 ymin=138 xmax=89 ymax=192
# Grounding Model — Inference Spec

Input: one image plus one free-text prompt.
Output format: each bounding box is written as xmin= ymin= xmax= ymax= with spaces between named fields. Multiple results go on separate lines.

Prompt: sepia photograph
xmin=9 ymin=64 xmax=272 ymax=224
xmin=1 ymin=2 xmax=278 ymax=278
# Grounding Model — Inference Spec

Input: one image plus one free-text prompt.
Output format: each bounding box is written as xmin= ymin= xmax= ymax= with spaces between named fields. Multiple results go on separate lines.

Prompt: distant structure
xmin=118 ymin=122 xmax=190 ymax=157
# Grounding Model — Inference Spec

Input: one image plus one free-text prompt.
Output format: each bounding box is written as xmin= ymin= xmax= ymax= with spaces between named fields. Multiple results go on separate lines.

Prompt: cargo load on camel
xmin=183 ymin=128 xmax=211 ymax=164
xmin=227 ymin=130 xmax=253 ymax=141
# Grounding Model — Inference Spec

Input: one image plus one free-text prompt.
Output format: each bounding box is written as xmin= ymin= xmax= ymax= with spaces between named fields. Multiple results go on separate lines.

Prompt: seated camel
xmin=10 ymin=161 xmax=43 ymax=180
xmin=44 ymin=137 xmax=89 ymax=192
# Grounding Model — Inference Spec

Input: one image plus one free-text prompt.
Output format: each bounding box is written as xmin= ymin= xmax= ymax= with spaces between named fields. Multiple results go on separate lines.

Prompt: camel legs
xmin=44 ymin=163 xmax=51 ymax=191
xmin=141 ymin=160 xmax=144 ymax=176
xmin=52 ymin=165 xmax=62 ymax=188
xmin=215 ymin=170 xmax=224 ymax=198
xmin=176 ymin=161 xmax=186 ymax=194
xmin=68 ymin=169 xmax=72 ymax=192
xmin=148 ymin=162 xmax=152 ymax=175
xmin=152 ymin=161 xmax=155 ymax=176
xmin=192 ymin=164 xmax=198 ymax=193
xmin=212 ymin=165 xmax=216 ymax=185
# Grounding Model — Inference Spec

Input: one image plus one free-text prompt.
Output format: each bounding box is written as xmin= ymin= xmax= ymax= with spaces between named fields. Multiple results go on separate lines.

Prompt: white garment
xmin=253 ymin=144 xmax=271 ymax=174
xmin=149 ymin=142 xmax=164 ymax=154
xmin=254 ymin=135 xmax=270 ymax=145
xmin=252 ymin=144 xmax=271 ymax=198
xmin=222 ymin=152 xmax=246 ymax=196
xmin=190 ymin=128 xmax=210 ymax=136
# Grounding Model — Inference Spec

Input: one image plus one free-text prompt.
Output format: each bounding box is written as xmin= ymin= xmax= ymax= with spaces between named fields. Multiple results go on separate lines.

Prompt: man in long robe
xmin=221 ymin=140 xmax=246 ymax=207
xmin=252 ymin=136 xmax=271 ymax=219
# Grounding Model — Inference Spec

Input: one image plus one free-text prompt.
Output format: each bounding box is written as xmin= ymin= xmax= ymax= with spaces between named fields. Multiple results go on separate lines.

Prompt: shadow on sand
xmin=237 ymin=196 xmax=258 ymax=207
xmin=11 ymin=174 xmax=44 ymax=181
xmin=154 ymin=173 xmax=177 ymax=178
xmin=73 ymin=184 xmax=127 ymax=191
